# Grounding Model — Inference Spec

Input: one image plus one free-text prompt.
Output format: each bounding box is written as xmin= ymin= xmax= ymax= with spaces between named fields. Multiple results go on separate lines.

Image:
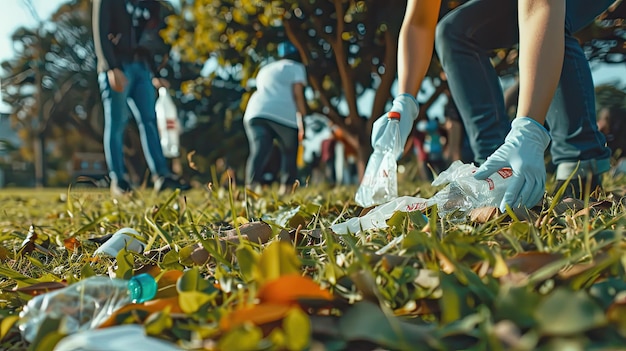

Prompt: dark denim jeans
xmin=244 ymin=117 xmax=299 ymax=186
xmin=98 ymin=62 xmax=171 ymax=182
xmin=435 ymin=0 xmax=612 ymax=180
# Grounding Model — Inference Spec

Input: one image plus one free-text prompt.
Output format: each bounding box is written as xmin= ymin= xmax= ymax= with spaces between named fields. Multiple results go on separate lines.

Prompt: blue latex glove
xmin=473 ymin=117 xmax=551 ymax=212
xmin=371 ymin=93 xmax=419 ymax=159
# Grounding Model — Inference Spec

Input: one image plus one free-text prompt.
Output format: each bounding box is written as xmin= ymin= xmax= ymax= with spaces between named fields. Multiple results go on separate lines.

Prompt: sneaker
xmin=110 ymin=178 xmax=133 ymax=197
xmin=553 ymin=174 xmax=602 ymax=200
xmin=154 ymin=175 xmax=191 ymax=192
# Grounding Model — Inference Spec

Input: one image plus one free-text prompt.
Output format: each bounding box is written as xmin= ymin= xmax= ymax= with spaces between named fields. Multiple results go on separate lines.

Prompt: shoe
xmin=553 ymin=174 xmax=602 ymax=200
xmin=110 ymin=178 xmax=133 ymax=197
xmin=154 ymin=175 xmax=191 ymax=192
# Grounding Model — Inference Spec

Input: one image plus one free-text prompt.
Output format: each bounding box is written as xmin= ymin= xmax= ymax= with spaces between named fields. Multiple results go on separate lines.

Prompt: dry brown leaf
xmin=469 ymin=206 xmax=499 ymax=223
xmin=13 ymin=281 xmax=68 ymax=296
xmin=504 ymin=252 xmax=562 ymax=275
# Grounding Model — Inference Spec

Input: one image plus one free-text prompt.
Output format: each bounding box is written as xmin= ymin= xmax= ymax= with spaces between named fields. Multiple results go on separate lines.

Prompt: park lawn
xmin=0 ymin=176 xmax=625 ymax=350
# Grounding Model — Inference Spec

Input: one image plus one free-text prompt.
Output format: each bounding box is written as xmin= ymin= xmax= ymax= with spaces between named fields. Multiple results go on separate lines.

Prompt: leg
xmin=244 ymin=118 xmax=276 ymax=186
xmin=435 ymin=0 xmax=518 ymax=164
xmin=270 ymin=121 xmax=299 ymax=187
xmin=548 ymin=1 xmax=613 ymax=187
xmin=98 ymin=71 xmax=130 ymax=183
xmin=125 ymin=62 xmax=171 ymax=178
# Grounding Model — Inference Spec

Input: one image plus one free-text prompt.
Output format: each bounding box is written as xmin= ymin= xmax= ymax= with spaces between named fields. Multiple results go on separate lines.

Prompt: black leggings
xmin=244 ymin=118 xmax=299 ymax=186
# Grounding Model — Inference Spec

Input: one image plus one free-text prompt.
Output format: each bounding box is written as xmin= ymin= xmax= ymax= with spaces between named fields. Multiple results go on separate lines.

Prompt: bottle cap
xmin=388 ymin=111 xmax=401 ymax=119
xmin=127 ymin=273 xmax=158 ymax=303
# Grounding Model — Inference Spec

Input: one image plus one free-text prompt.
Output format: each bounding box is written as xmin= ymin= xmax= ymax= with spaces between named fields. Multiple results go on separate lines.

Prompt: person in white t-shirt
xmin=243 ymin=41 xmax=308 ymax=194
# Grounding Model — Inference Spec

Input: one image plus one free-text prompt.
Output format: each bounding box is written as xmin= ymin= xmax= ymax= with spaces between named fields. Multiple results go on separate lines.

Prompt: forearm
xmin=92 ymin=0 xmax=119 ymax=71
xmin=516 ymin=0 xmax=565 ymax=124
xmin=397 ymin=0 xmax=442 ymax=96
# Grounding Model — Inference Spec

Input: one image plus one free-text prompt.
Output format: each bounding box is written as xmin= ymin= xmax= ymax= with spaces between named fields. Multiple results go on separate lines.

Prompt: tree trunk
xmin=33 ymin=132 xmax=46 ymax=188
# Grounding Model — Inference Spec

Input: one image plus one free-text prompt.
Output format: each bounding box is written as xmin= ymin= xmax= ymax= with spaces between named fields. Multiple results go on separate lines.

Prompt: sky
xmin=1 ymin=0 xmax=625 ymax=115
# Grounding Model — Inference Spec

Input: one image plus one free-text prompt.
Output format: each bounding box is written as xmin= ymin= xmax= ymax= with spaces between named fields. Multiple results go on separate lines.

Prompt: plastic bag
xmin=333 ymin=161 xmax=514 ymax=234
xmin=355 ymin=118 xmax=402 ymax=207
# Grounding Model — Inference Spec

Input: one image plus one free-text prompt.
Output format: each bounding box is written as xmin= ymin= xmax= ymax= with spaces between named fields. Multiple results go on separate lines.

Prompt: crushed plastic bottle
xmin=333 ymin=161 xmax=514 ymax=234
xmin=93 ymin=227 xmax=146 ymax=258
xmin=155 ymin=87 xmax=181 ymax=158
xmin=355 ymin=114 xmax=403 ymax=207
xmin=18 ymin=273 xmax=157 ymax=343
xmin=430 ymin=160 xmax=513 ymax=216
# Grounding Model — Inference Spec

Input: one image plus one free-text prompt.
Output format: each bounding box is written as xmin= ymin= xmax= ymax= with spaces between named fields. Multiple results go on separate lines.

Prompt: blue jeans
xmin=98 ymin=62 xmax=171 ymax=182
xmin=435 ymin=0 xmax=612 ymax=180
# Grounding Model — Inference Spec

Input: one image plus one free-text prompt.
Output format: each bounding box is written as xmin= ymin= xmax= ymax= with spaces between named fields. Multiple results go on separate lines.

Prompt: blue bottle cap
xmin=127 ymin=273 xmax=157 ymax=303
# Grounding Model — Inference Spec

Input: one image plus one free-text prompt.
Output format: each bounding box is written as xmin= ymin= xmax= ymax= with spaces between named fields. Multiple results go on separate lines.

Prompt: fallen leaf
xmin=13 ymin=281 xmax=67 ymax=296
xmin=257 ymin=274 xmax=333 ymax=305
xmin=219 ymin=303 xmax=292 ymax=331
xmin=469 ymin=206 xmax=499 ymax=223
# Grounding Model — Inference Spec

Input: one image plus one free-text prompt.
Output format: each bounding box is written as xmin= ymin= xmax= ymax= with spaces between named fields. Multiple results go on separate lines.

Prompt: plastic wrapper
xmin=332 ymin=161 xmax=513 ymax=234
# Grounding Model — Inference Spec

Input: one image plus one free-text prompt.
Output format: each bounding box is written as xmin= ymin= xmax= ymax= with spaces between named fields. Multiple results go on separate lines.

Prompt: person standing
xmin=92 ymin=0 xmax=190 ymax=196
xmin=243 ymin=41 xmax=308 ymax=195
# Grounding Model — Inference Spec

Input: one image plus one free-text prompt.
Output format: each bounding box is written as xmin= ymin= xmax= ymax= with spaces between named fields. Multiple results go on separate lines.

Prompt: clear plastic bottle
xmin=155 ymin=87 xmax=181 ymax=158
xmin=355 ymin=114 xmax=403 ymax=207
xmin=429 ymin=160 xmax=514 ymax=217
xmin=18 ymin=273 xmax=157 ymax=343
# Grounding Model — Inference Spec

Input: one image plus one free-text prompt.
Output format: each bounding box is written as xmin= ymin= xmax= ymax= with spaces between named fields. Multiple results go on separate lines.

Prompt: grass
xmin=0 ymin=173 xmax=625 ymax=351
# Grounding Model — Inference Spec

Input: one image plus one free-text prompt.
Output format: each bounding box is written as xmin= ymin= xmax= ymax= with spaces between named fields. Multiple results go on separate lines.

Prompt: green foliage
xmin=0 ymin=179 xmax=625 ymax=350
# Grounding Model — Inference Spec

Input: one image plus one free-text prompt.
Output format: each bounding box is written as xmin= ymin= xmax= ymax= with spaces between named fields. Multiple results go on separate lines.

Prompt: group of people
xmin=93 ymin=0 xmax=619 ymax=211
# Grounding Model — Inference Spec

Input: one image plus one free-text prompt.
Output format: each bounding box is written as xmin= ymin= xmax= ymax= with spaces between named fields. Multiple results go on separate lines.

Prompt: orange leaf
xmin=257 ymin=274 xmax=333 ymax=305
xmin=63 ymin=237 xmax=81 ymax=251
xmin=219 ymin=303 xmax=292 ymax=331
xmin=156 ymin=270 xmax=184 ymax=299
xmin=98 ymin=296 xmax=183 ymax=328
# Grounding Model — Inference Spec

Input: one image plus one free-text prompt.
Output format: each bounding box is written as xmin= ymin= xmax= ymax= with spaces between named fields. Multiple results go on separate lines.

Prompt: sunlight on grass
xmin=0 ymin=178 xmax=625 ymax=350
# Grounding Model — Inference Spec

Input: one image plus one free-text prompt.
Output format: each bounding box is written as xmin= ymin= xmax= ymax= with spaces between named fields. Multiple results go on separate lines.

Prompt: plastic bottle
xmin=155 ymin=87 xmax=181 ymax=158
xmin=18 ymin=273 xmax=157 ymax=343
xmin=429 ymin=160 xmax=514 ymax=217
xmin=355 ymin=113 xmax=403 ymax=207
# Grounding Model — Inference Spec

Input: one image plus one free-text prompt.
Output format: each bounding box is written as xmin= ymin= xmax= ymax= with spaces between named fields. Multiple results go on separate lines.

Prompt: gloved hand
xmin=473 ymin=117 xmax=551 ymax=212
xmin=371 ymin=93 xmax=419 ymax=159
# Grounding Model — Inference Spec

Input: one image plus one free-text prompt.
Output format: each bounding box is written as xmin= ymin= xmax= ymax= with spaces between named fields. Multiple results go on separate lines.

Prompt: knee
xmin=435 ymin=16 xmax=464 ymax=56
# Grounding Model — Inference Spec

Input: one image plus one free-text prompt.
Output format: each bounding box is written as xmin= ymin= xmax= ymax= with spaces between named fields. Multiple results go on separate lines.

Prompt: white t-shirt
xmin=244 ymin=59 xmax=307 ymax=129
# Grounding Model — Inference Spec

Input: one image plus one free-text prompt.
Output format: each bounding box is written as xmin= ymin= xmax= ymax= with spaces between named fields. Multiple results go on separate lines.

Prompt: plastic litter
xmin=333 ymin=161 xmax=513 ymax=234
xmin=93 ymin=227 xmax=146 ymax=258
xmin=155 ymin=87 xmax=181 ymax=158
xmin=18 ymin=273 xmax=157 ymax=343
xmin=53 ymin=324 xmax=182 ymax=351
xmin=355 ymin=115 xmax=403 ymax=207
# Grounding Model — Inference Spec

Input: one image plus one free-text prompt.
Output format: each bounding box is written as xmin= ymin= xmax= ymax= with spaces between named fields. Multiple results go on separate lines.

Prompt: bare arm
xmin=516 ymin=0 xmax=565 ymax=124
xmin=397 ymin=0 xmax=442 ymax=96
xmin=293 ymin=82 xmax=307 ymax=138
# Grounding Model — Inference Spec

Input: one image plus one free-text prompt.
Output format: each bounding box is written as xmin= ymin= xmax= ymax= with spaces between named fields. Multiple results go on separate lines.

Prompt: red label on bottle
xmin=497 ymin=167 xmax=513 ymax=178
xmin=166 ymin=120 xmax=177 ymax=130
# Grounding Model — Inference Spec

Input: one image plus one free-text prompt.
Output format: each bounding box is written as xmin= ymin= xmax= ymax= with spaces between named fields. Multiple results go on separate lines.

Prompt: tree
xmin=0 ymin=0 xmax=102 ymax=186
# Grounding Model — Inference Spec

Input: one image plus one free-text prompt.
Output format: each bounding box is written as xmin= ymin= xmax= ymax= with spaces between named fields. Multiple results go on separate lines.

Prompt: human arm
xmin=371 ymin=0 xmax=441 ymax=156
xmin=474 ymin=0 xmax=565 ymax=211
xmin=397 ymin=0 xmax=442 ymax=96
xmin=293 ymin=82 xmax=307 ymax=140
xmin=92 ymin=0 xmax=126 ymax=92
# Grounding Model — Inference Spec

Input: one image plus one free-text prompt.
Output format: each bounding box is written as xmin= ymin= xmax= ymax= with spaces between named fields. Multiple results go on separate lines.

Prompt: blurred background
xmin=1 ymin=0 xmax=625 ymax=189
